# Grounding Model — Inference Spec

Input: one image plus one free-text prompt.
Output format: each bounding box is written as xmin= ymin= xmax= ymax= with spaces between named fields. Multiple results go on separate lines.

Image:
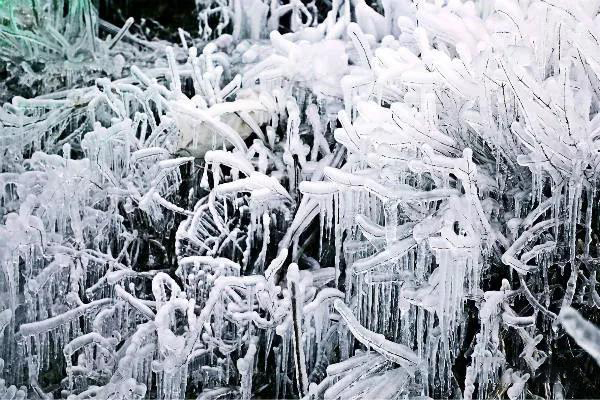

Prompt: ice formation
xmin=2 ymin=0 xmax=600 ymax=399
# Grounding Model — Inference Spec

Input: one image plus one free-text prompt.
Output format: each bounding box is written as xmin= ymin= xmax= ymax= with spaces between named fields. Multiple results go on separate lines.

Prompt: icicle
xmin=287 ymin=264 xmax=308 ymax=396
xmin=238 ymin=337 xmax=258 ymax=400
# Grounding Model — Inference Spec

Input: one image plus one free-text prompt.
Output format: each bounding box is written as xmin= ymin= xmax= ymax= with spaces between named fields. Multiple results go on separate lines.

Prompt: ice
xmin=334 ymin=299 xmax=420 ymax=368
xmin=560 ymin=307 xmax=600 ymax=366
xmin=3 ymin=0 xmax=600 ymax=398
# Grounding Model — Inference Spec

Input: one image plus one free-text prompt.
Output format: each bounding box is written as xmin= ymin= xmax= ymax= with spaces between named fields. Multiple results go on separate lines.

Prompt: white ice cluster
xmin=2 ymin=0 xmax=600 ymax=399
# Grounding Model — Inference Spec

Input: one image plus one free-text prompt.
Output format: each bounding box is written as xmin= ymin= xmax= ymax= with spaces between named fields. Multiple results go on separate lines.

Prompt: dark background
xmin=97 ymin=0 xmax=199 ymax=38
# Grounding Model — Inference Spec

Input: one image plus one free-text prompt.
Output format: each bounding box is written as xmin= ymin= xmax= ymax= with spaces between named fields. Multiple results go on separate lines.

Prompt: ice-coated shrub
xmin=2 ymin=0 xmax=600 ymax=399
